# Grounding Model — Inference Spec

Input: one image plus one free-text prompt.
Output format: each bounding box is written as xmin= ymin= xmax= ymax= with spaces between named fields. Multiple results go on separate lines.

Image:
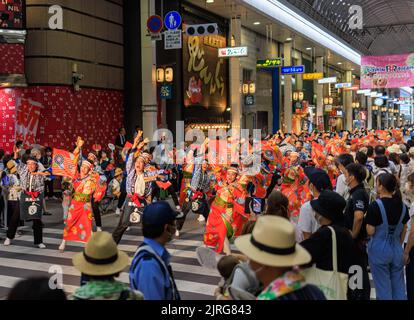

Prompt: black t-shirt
xmin=344 ymin=184 xmax=369 ymax=242
xmin=366 ymin=198 xmax=410 ymax=227
xmin=301 ymin=225 xmax=355 ymax=274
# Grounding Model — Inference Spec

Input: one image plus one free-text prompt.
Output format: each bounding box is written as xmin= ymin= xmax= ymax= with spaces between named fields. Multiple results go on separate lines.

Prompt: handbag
xmin=301 ymin=226 xmax=349 ymax=300
xmin=20 ymin=192 xmax=43 ymax=221
xmin=122 ymin=195 xmax=146 ymax=225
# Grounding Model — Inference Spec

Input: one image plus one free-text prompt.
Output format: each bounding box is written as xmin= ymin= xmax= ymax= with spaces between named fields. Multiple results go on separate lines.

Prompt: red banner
xmin=15 ymin=98 xmax=43 ymax=148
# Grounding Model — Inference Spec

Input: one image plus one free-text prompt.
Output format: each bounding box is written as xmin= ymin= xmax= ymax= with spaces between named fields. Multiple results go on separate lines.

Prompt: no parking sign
xmin=147 ymin=15 xmax=163 ymax=33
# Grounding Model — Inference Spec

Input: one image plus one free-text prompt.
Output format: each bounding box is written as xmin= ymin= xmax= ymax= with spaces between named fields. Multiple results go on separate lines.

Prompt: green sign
xmin=257 ymin=58 xmax=283 ymax=68
xmin=160 ymin=84 xmax=172 ymax=100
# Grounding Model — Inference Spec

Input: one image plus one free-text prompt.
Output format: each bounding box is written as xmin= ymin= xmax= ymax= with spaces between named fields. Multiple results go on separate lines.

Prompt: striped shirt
xmin=190 ymin=165 xmax=210 ymax=193
xmin=16 ymin=162 xmax=46 ymax=193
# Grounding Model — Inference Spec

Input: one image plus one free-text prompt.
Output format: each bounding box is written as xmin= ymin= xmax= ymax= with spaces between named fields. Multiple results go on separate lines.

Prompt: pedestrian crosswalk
xmin=0 ymin=224 xmax=221 ymax=300
xmin=0 ymin=221 xmax=378 ymax=300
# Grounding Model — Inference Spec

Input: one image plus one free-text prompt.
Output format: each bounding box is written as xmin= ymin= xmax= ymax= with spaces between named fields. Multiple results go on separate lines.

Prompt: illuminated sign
xmin=335 ymin=82 xmax=352 ymax=89
xmin=218 ymin=47 xmax=248 ymax=58
xmin=318 ymin=77 xmax=337 ymax=84
xmin=281 ymin=65 xmax=305 ymax=75
xmin=256 ymin=58 xmax=283 ymax=68
xmin=303 ymin=73 xmax=323 ymax=80
xmin=343 ymin=86 xmax=360 ymax=91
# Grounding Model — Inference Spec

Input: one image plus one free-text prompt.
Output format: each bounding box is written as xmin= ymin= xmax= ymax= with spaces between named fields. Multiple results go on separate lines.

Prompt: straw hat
xmin=387 ymin=144 xmax=402 ymax=154
xmin=6 ymin=160 xmax=17 ymax=174
xmin=114 ymin=168 xmax=123 ymax=177
xmin=72 ymin=232 xmax=129 ymax=276
xmin=235 ymin=216 xmax=311 ymax=267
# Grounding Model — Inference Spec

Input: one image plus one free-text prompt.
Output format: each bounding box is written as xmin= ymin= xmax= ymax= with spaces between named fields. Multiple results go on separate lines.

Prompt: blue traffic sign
xmin=147 ymin=15 xmax=163 ymax=33
xmin=160 ymin=84 xmax=172 ymax=100
xmin=164 ymin=11 xmax=182 ymax=30
xmin=281 ymin=65 xmax=305 ymax=75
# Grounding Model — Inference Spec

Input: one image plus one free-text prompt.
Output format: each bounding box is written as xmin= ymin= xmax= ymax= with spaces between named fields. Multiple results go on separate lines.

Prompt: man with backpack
xmin=129 ymin=201 xmax=183 ymax=300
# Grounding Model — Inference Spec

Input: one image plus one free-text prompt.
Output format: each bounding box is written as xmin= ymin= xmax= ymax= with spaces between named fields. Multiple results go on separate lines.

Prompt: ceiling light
xmin=206 ymin=0 xmax=214 ymax=3
xmin=286 ymin=37 xmax=292 ymax=41
xmin=306 ymin=47 xmax=312 ymax=50
xmin=241 ymin=0 xmax=361 ymax=65
xmin=253 ymin=21 xmax=261 ymax=25
xmin=337 ymin=62 xmax=342 ymax=65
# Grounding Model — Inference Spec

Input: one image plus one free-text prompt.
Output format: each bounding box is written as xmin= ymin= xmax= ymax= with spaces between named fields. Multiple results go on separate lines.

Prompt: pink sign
xmin=361 ymin=53 xmax=414 ymax=89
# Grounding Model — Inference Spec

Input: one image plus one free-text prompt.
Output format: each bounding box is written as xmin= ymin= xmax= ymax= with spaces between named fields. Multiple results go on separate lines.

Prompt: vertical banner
xmin=15 ymin=98 xmax=44 ymax=147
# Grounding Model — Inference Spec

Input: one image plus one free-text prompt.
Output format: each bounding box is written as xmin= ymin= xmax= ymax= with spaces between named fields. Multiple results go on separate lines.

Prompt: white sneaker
xmin=96 ymin=227 xmax=102 ymax=232
xmin=38 ymin=243 xmax=46 ymax=249
xmin=115 ymin=208 xmax=121 ymax=216
xmin=175 ymin=230 xmax=180 ymax=237
xmin=4 ymin=238 xmax=11 ymax=246
xmin=197 ymin=215 xmax=206 ymax=222
xmin=59 ymin=241 xmax=66 ymax=252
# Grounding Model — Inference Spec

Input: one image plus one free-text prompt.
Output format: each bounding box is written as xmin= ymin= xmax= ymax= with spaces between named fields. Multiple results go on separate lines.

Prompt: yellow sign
xmin=303 ymin=73 xmax=324 ymax=80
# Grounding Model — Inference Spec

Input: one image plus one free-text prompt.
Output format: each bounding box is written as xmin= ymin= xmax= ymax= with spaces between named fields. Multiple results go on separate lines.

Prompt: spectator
xmin=71 ymin=231 xmax=143 ymax=300
xmin=115 ymin=127 xmax=127 ymax=149
xmin=8 ymin=277 xmax=67 ymax=300
xmin=366 ymin=173 xmax=409 ymax=300
xmin=298 ymin=167 xmax=333 ymax=240
xmin=266 ymin=190 xmax=303 ymax=242
xmin=129 ymin=201 xmax=183 ymax=300
xmin=366 ymin=145 xmax=375 ymax=169
xmin=388 ymin=152 xmax=402 ymax=178
xmin=235 ymin=215 xmax=326 ymax=300
xmin=301 ymin=191 xmax=355 ymax=289
xmin=404 ymin=172 xmax=414 ymax=300
xmin=400 ymin=153 xmax=413 ymax=204
xmin=214 ymin=255 xmax=241 ymax=300
xmin=335 ymin=154 xmax=354 ymax=199
xmin=343 ymin=163 xmax=370 ymax=300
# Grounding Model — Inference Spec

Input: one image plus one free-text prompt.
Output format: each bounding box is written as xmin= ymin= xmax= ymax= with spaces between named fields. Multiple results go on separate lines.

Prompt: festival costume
xmin=204 ymin=179 xmax=238 ymax=254
xmin=63 ymin=173 xmax=97 ymax=243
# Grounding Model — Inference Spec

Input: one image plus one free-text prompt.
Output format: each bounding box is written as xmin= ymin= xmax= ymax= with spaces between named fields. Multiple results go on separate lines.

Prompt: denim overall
xmin=367 ymin=199 xmax=407 ymax=300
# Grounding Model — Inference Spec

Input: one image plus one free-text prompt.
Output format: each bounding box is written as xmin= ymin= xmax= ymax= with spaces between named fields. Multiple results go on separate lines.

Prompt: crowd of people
xmin=1 ymin=126 xmax=414 ymax=301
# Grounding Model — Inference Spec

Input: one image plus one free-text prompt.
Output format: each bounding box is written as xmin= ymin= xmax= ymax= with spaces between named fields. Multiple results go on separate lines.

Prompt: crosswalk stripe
xmin=0 ymin=225 xmax=220 ymax=299
xmin=0 ymin=256 xmax=218 ymax=297
xmin=41 ymin=227 xmax=206 ymax=247
xmin=13 ymin=235 xmax=205 ymax=260
xmin=0 ymin=244 xmax=220 ymax=277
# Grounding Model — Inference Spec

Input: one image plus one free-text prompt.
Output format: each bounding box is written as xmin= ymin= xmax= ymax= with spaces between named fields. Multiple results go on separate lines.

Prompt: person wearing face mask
xmin=335 ymin=153 xmax=354 ymax=200
xmin=235 ymin=215 xmax=326 ymax=300
xmin=343 ymin=163 xmax=370 ymax=300
xmin=301 ymin=190 xmax=355 ymax=296
xmin=129 ymin=201 xmax=183 ymax=300
xmin=298 ymin=167 xmax=333 ymax=240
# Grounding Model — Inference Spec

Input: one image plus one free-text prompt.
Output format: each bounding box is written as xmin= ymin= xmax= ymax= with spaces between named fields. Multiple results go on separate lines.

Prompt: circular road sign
xmin=147 ymin=15 xmax=163 ymax=33
xmin=164 ymin=11 xmax=182 ymax=30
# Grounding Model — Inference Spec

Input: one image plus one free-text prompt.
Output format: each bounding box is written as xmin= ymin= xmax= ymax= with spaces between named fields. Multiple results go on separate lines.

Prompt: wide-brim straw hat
xmin=235 ymin=216 xmax=311 ymax=267
xmin=73 ymin=232 xmax=129 ymax=276
xmin=387 ymin=144 xmax=402 ymax=154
